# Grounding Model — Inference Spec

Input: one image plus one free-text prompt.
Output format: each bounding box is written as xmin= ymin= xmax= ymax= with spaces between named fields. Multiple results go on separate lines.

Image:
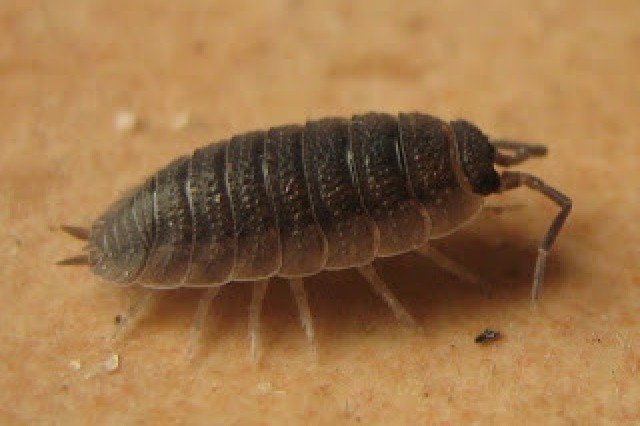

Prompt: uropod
xmin=59 ymin=112 xmax=571 ymax=360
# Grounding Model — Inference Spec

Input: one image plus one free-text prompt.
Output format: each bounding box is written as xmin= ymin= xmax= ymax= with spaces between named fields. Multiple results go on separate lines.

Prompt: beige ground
xmin=1 ymin=1 xmax=639 ymax=425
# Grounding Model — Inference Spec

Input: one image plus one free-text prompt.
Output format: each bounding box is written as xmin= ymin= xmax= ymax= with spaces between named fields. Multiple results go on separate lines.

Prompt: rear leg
xmin=185 ymin=286 xmax=222 ymax=360
xmin=248 ymin=280 xmax=269 ymax=362
xmin=288 ymin=278 xmax=316 ymax=356
xmin=111 ymin=289 xmax=155 ymax=343
xmin=415 ymin=245 xmax=490 ymax=293
xmin=357 ymin=265 xmax=416 ymax=326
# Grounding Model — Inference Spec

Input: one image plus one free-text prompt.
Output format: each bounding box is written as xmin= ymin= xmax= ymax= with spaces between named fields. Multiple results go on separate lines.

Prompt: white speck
xmin=69 ymin=360 xmax=82 ymax=371
xmin=255 ymin=381 xmax=272 ymax=394
xmin=83 ymin=353 xmax=120 ymax=379
xmin=103 ymin=353 xmax=120 ymax=373
xmin=172 ymin=111 xmax=192 ymax=130
xmin=114 ymin=110 xmax=140 ymax=133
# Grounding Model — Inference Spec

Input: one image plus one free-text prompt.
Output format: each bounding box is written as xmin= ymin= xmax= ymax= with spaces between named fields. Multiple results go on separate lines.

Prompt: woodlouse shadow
xmin=122 ymin=221 xmax=572 ymax=360
xmin=305 ymin=227 xmax=571 ymax=338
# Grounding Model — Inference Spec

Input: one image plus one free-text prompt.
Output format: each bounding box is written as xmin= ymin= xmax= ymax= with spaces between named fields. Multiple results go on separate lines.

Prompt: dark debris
xmin=474 ymin=328 xmax=501 ymax=344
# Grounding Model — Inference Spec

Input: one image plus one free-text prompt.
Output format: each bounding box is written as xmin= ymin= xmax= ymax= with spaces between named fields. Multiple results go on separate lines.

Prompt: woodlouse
xmin=59 ymin=112 xmax=571 ymax=359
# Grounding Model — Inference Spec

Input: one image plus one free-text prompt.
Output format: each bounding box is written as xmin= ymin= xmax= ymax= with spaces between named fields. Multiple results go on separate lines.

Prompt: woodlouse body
xmin=90 ymin=112 xmax=496 ymax=286
xmin=60 ymin=111 xmax=571 ymax=359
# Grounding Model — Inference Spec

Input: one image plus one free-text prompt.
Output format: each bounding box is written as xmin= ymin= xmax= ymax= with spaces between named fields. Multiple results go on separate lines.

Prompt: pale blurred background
xmin=1 ymin=1 xmax=639 ymax=424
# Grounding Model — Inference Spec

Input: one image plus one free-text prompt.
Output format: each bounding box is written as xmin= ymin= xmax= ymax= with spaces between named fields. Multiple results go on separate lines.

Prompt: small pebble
xmin=475 ymin=328 xmax=501 ymax=344
xmin=83 ymin=353 xmax=120 ymax=379
xmin=114 ymin=110 xmax=140 ymax=133
xmin=103 ymin=353 xmax=120 ymax=373
xmin=171 ymin=111 xmax=192 ymax=130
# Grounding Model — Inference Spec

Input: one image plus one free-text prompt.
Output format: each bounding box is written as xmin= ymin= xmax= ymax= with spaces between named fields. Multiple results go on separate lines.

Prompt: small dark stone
xmin=475 ymin=328 xmax=501 ymax=344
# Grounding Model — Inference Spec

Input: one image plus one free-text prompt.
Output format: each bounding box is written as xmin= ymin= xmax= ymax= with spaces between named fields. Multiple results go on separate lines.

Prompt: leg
xmin=288 ymin=278 xmax=316 ymax=356
xmin=357 ymin=265 xmax=416 ymax=326
xmin=483 ymin=204 xmax=525 ymax=215
xmin=500 ymin=171 xmax=572 ymax=301
xmin=492 ymin=140 xmax=548 ymax=166
xmin=415 ymin=245 xmax=489 ymax=292
xmin=111 ymin=289 xmax=155 ymax=342
xmin=186 ymin=286 xmax=222 ymax=360
xmin=248 ymin=280 xmax=269 ymax=362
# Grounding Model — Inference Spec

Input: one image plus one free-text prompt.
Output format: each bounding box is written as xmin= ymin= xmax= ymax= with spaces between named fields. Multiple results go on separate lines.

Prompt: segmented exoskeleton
xmin=59 ymin=112 xmax=571 ymax=360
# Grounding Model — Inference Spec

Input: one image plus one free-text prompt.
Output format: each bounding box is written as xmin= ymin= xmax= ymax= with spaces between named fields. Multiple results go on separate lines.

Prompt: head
xmin=449 ymin=120 xmax=569 ymax=302
xmin=450 ymin=120 xmax=502 ymax=196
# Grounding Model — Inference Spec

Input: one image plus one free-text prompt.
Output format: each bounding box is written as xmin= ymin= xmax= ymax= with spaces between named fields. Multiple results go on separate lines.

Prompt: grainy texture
xmin=1 ymin=1 xmax=639 ymax=425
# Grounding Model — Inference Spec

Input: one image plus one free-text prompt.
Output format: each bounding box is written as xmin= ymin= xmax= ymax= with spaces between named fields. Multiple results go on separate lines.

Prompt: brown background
xmin=1 ymin=1 xmax=639 ymax=424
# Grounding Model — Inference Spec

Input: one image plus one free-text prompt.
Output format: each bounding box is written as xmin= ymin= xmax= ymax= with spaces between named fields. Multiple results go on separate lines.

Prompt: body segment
xmin=264 ymin=124 xmax=327 ymax=277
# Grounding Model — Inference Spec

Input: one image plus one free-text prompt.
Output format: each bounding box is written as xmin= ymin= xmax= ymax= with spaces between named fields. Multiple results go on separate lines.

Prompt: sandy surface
xmin=1 ymin=1 xmax=639 ymax=425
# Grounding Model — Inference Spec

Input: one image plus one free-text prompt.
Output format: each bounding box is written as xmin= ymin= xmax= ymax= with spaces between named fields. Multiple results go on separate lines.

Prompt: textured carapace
xmin=59 ymin=111 xmax=571 ymax=359
xmin=86 ymin=112 xmax=502 ymax=286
